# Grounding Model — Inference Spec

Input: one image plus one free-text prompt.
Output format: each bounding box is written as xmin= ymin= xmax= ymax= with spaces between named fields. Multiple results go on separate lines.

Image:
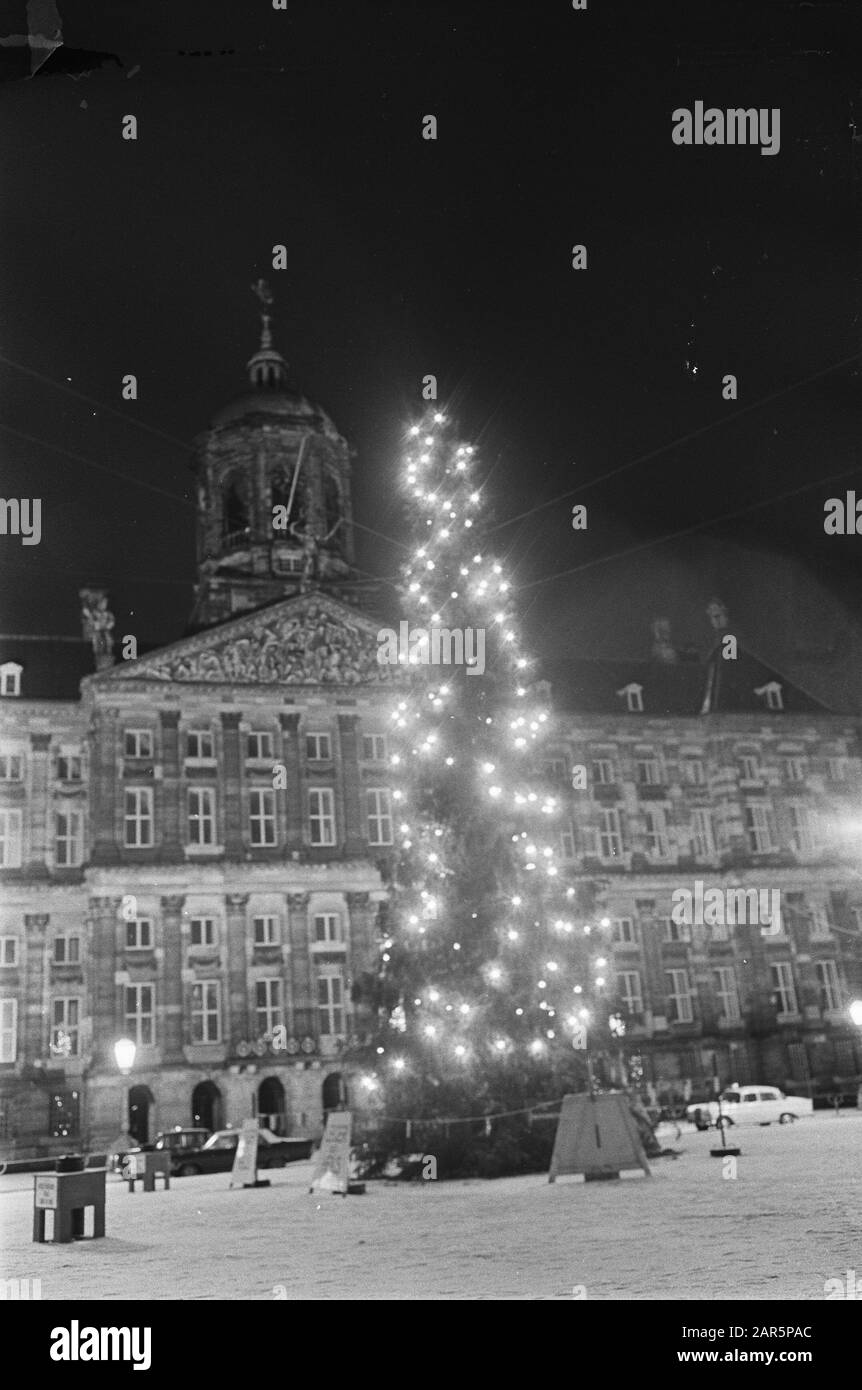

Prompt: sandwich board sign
xmin=229 ymin=1120 xmax=261 ymax=1188
xmin=549 ymin=1092 xmax=651 ymax=1182
xmin=309 ymin=1110 xmax=352 ymax=1195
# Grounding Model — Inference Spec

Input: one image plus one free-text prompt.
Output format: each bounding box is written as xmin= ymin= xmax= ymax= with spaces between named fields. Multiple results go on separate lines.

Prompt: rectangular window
xmin=781 ymin=757 xmax=806 ymax=783
xmin=612 ymin=918 xmax=638 ymax=945
xmin=770 ymin=962 xmax=798 ymax=1017
xmin=309 ymin=788 xmax=336 ymax=846
xmin=788 ymin=804 xmax=814 ymax=854
xmin=681 ymin=758 xmax=705 ymax=786
xmin=54 ymin=810 xmax=83 ymax=867
xmin=591 ymin=757 xmax=615 ymax=785
xmin=366 ymin=788 xmax=393 ymax=846
xmin=691 ymin=808 xmax=715 ymax=858
xmin=662 ymin=918 xmax=691 ymax=944
xmin=124 ymin=729 xmax=153 ymax=759
xmin=617 ymin=970 xmax=643 ymax=1014
xmin=598 ymin=808 xmax=623 ymax=859
xmin=185 ymin=729 xmax=215 ymax=761
xmin=56 ymin=754 xmax=82 ymax=781
xmin=0 ymin=937 xmax=18 ymax=966
xmin=745 ymin=804 xmax=774 ymax=854
xmin=191 ymin=981 xmax=221 ymax=1043
xmin=124 ymin=984 xmax=154 ymax=1047
xmin=124 ymin=789 xmax=153 ymax=848
xmin=827 ymin=757 xmax=848 ymax=782
xmin=665 ymin=969 xmax=693 ymax=1023
xmin=249 ymin=789 xmax=276 ymax=847
xmin=188 ymin=788 xmax=216 ymax=846
xmin=558 ymin=827 xmax=575 ymax=861
xmin=255 ymin=978 xmax=282 ymax=1035
xmin=0 ymin=809 xmax=23 ymax=867
xmin=314 ymin=913 xmax=341 ymax=943
xmin=543 ymin=758 xmax=567 ymax=781
xmin=362 ymin=734 xmax=387 ymax=762
xmin=53 ymin=935 xmax=80 ymax=965
xmin=126 ymin=918 xmax=152 ymax=951
xmin=306 ymin=732 xmax=332 ymax=761
xmin=636 ymin=757 xmax=662 ymax=786
xmin=50 ymin=997 xmax=80 ymax=1057
xmin=738 ymin=754 xmax=760 ymax=782
xmin=643 ymin=808 xmax=669 ymax=859
xmin=253 ymin=915 xmax=278 ymax=947
xmin=189 ymin=917 xmax=216 ymax=948
xmin=317 ymin=969 xmax=345 ymax=1036
xmin=246 ymin=731 xmax=274 ymax=760
xmin=815 ymin=960 xmax=840 ymax=1012
xmin=0 ymin=754 xmax=23 ymax=781
xmin=713 ymin=966 xmax=741 ymax=1022
xmin=0 ymin=998 xmax=17 ymax=1062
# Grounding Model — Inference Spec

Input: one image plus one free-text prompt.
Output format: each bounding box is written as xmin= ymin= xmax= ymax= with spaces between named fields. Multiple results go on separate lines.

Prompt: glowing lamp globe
xmin=849 ymin=1000 xmax=862 ymax=1028
xmin=113 ymin=1038 xmax=136 ymax=1074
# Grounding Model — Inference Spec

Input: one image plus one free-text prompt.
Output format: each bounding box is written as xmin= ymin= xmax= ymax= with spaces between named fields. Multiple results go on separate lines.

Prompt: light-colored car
xmin=687 ymin=1085 xmax=813 ymax=1130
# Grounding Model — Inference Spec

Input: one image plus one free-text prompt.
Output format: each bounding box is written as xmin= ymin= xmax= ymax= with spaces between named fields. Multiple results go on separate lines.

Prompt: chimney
xmin=79 ymin=588 xmax=115 ymax=670
xmin=651 ymin=616 xmax=677 ymax=664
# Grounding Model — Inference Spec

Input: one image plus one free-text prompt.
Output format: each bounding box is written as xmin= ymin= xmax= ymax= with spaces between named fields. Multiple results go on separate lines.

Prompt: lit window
xmin=305 ymin=732 xmax=332 ymax=761
xmin=617 ymin=683 xmax=643 ymax=713
xmin=124 ymin=789 xmax=153 ymax=847
xmin=126 ymin=918 xmax=152 ymax=951
xmin=617 ymin=971 xmax=642 ymax=1014
xmin=770 ymin=962 xmax=797 ymax=1017
xmin=366 ymin=788 xmax=393 ymax=846
xmin=598 ymin=808 xmax=623 ymax=859
xmin=680 ymin=758 xmax=705 ymax=786
xmin=253 ymin=915 xmax=278 ymax=947
xmin=188 ymin=788 xmax=217 ymax=846
xmin=124 ymin=984 xmax=155 ymax=1046
xmin=191 ymin=981 xmax=221 ymax=1043
xmin=0 ymin=663 xmax=22 ymax=697
xmin=754 ymin=681 xmax=783 ymax=711
xmin=0 ymin=937 xmax=19 ymax=967
xmin=124 ymin=729 xmax=153 ymax=759
xmin=246 ymin=731 xmax=274 ymax=761
xmin=249 ymin=790 xmax=276 ymax=846
xmin=309 ymin=788 xmax=336 ymax=846
xmin=54 ymin=810 xmax=83 ymax=867
xmin=0 ymin=809 xmax=23 ymax=866
xmin=50 ymin=997 xmax=80 ymax=1056
xmin=362 ymin=734 xmax=387 ymax=762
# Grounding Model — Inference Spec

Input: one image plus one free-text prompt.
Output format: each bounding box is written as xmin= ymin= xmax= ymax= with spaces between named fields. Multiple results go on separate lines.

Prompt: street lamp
xmin=849 ymin=1000 xmax=862 ymax=1028
xmin=113 ymin=1038 xmax=136 ymax=1152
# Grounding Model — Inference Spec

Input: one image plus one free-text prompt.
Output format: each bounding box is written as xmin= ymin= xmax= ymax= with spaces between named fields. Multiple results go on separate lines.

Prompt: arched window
xmin=222 ymin=476 xmax=249 ymax=542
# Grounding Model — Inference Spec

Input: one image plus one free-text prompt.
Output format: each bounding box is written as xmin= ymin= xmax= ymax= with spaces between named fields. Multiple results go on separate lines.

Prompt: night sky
xmin=0 ymin=0 xmax=859 ymax=667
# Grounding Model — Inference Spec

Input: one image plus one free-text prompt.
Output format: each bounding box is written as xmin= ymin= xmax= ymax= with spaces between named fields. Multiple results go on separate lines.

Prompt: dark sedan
xmin=172 ymin=1127 xmax=313 ymax=1176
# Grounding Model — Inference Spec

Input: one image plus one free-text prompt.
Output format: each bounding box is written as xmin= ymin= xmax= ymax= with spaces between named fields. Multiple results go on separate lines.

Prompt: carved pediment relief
xmin=102 ymin=597 xmax=392 ymax=687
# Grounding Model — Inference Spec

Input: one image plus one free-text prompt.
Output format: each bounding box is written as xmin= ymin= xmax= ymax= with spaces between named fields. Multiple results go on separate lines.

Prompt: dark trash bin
xmin=56 ymin=1154 xmax=85 ymax=1173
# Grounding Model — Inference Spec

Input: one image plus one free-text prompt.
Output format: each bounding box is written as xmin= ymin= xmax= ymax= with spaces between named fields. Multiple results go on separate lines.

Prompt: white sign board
xmin=34 ymin=1175 xmax=58 ymax=1209
xmin=229 ymin=1120 xmax=260 ymax=1188
xmin=310 ymin=1111 xmax=351 ymax=1195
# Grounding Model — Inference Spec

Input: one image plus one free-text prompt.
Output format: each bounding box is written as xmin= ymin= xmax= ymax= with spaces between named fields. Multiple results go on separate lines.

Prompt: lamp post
xmin=849 ymin=1003 xmax=862 ymax=1114
xmin=113 ymin=1037 xmax=136 ymax=1152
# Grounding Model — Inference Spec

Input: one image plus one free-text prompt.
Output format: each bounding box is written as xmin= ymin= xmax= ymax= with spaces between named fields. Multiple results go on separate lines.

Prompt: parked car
xmin=687 ymin=1085 xmax=813 ymax=1130
xmin=172 ymin=1127 xmax=313 ymax=1177
xmin=112 ymin=1127 xmax=211 ymax=1174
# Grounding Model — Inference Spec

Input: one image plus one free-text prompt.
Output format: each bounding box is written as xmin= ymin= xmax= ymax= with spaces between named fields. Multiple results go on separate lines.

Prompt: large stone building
xmin=1 ymin=307 xmax=861 ymax=1157
xmin=544 ymin=612 xmax=862 ymax=1110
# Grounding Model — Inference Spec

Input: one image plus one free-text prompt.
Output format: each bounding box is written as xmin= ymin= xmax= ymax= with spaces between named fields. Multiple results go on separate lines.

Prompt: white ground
xmin=1 ymin=1112 xmax=859 ymax=1300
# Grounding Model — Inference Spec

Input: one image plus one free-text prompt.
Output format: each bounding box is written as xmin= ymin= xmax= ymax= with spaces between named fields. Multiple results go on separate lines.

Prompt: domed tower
xmin=189 ymin=281 xmax=357 ymax=630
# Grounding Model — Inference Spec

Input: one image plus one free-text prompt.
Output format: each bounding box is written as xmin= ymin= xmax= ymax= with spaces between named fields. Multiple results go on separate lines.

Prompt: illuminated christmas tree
xmin=354 ymin=408 xmax=623 ymax=1173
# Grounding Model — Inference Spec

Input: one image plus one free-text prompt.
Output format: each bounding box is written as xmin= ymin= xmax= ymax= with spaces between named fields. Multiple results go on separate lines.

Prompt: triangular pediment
xmin=92 ymin=594 xmax=395 ymax=688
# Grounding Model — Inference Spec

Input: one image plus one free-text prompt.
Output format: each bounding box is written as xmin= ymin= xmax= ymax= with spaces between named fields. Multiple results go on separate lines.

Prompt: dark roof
xmin=545 ymin=646 xmax=836 ymax=718
xmin=0 ymin=637 xmax=95 ymax=701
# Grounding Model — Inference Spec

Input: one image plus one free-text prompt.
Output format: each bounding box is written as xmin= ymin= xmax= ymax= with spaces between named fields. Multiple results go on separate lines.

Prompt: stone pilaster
xmin=157 ymin=711 xmax=183 ymax=864
xmin=89 ymin=706 xmax=121 ymax=865
xmin=27 ymin=735 xmax=51 ymax=873
xmin=160 ymin=894 xmax=185 ymax=1062
xmin=220 ymin=714 xmax=244 ymax=857
xmin=23 ymin=914 xmax=49 ymax=1060
xmin=337 ymin=714 xmax=363 ymax=855
xmin=278 ymin=713 xmax=302 ymax=847
xmin=225 ymin=893 xmax=249 ymax=1041
xmin=87 ymin=896 xmax=122 ymax=1066
xmin=287 ymin=892 xmax=312 ymax=1031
